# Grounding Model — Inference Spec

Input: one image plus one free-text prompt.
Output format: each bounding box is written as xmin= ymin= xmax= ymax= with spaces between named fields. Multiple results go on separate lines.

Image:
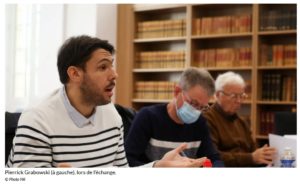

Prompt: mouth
xmin=105 ymin=82 xmax=115 ymax=97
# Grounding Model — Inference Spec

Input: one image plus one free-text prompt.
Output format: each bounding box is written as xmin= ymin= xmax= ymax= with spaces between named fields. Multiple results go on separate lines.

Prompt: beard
xmin=79 ymin=74 xmax=111 ymax=106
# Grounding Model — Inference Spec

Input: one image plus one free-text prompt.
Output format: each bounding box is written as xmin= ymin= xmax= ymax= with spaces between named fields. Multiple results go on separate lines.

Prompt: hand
xmin=252 ymin=144 xmax=277 ymax=165
xmin=57 ymin=163 xmax=72 ymax=168
xmin=153 ymin=143 xmax=207 ymax=167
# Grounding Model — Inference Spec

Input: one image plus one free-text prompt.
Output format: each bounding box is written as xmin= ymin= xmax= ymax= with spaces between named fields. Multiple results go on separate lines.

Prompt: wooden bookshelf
xmin=134 ymin=37 xmax=186 ymax=43
xmin=191 ymin=33 xmax=253 ymax=39
xmin=132 ymin=99 xmax=171 ymax=103
xmin=133 ymin=68 xmax=185 ymax=73
xmin=116 ymin=4 xmax=297 ymax=144
xmin=256 ymin=3 xmax=297 ymax=139
xmin=258 ymin=30 xmax=296 ymax=35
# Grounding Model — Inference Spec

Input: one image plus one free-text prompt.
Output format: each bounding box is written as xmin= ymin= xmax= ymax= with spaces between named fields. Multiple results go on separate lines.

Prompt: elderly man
xmin=203 ymin=71 xmax=276 ymax=167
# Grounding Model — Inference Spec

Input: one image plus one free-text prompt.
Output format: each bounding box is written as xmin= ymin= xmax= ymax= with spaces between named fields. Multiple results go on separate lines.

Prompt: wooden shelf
xmin=209 ymin=100 xmax=252 ymax=104
xmin=257 ymin=101 xmax=297 ymax=105
xmin=134 ymin=37 xmax=186 ymax=43
xmin=257 ymin=65 xmax=296 ymax=70
xmin=204 ymin=66 xmax=253 ymax=71
xmin=134 ymin=4 xmax=185 ymax=12
xmin=192 ymin=33 xmax=252 ymax=39
xmin=116 ymin=4 xmax=297 ymax=144
xmin=258 ymin=30 xmax=296 ymax=36
xmin=132 ymin=99 xmax=171 ymax=103
xmin=133 ymin=68 xmax=184 ymax=73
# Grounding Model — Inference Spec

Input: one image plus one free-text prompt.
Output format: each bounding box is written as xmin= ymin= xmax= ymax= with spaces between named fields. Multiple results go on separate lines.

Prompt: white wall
xmin=5 ymin=4 xmax=64 ymax=112
xmin=96 ymin=4 xmax=117 ymax=47
xmin=5 ymin=5 xmax=17 ymax=111
xmin=64 ymin=4 xmax=98 ymax=39
xmin=36 ymin=5 xmax=64 ymax=98
xmin=5 ymin=4 xmax=118 ymax=111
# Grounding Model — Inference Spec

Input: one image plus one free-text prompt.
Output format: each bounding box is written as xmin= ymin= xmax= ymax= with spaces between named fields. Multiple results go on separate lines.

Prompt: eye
xmin=98 ymin=64 xmax=108 ymax=71
xmin=190 ymin=100 xmax=200 ymax=108
xmin=230 ymin=94 xmax=238 ymax=99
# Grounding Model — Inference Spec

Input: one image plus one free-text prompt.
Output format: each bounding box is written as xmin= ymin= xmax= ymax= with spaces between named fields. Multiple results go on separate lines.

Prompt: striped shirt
xmin=6 ymin=88 xmax=128 ymax=168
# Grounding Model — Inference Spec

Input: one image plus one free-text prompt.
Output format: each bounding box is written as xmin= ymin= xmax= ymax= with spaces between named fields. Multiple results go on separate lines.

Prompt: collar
xmin=214 ymin=103 xmax=238 ymax=122
xmin=60 ymin=86 xmax=96 ymax=128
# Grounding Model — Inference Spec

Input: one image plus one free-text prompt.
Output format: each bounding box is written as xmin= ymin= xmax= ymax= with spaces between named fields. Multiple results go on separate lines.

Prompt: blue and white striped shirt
xmin=6 ymin=87 xmax=128 ymax=168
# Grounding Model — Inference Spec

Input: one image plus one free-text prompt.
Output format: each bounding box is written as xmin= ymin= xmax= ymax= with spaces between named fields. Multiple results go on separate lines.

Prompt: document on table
xmin=268 ymin=134 xmax=297 ymax=167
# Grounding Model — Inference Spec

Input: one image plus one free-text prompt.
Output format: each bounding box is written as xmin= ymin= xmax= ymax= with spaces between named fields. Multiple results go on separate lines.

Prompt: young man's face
xmin=80 ymin=48 xmax=118 ymax=106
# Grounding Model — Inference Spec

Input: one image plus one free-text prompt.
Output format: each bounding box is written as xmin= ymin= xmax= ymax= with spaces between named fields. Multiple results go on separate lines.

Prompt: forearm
xmin=8 ymin=127 xmax=52 ymax=168
xmin=220 ymin=151 xmax=255 ymax=167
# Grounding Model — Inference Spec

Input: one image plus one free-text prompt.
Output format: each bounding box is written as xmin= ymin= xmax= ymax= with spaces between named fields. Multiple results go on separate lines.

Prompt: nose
xmin=235 ymin=97 xmax=242 ymax=103
xmin=110 ymin=68 xmax=118 ymax=80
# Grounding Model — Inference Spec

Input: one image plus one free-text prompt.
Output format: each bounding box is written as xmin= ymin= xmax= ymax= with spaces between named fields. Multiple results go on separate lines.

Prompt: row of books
xmin=193 ymin=15 xmax=252 ymax=35
xmin=261 ymin=73 xmax=296 ymax=101
xmin=136 ymin=19 xmax=186 ymax=39
xmin=134 ymin=81 xmax=176 ymax=100
xmin=259 ymin=111 xmax=275 ymax=135
xmin=135 ymin=51 xmax=185 ymax=69
xmin=260 ymin=44 xmax=296 ymax=66
xmin=134 ymin=79 xmax=252 ymax=101
xmin=193 ymin=47 xmax=252 ymax=68
xmin=260 ymin=9 xmax=296 ymax=31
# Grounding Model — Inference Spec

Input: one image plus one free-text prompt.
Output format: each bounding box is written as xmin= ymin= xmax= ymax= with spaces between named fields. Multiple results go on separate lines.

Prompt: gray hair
xmin=215 ymin=71 xmax=245 ymax=91
xmin=179 ymin=67 xmax=215 ymax=96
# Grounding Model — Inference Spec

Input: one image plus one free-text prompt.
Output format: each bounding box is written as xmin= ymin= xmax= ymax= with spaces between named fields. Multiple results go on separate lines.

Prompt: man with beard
xmin=6 ymin=35 xmax=207 ymax=168
xmin=203 ymin=71 xmax=276 ymax=167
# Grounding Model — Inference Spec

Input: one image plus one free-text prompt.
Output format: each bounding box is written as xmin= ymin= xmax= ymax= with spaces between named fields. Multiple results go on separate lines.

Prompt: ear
xmin=174 ymin=85 xmax=182 ymax=97
xmin=67 ymin=66 xmax=83 ymax=83
xmin=215 ymin=91 xmax=221 ymax=99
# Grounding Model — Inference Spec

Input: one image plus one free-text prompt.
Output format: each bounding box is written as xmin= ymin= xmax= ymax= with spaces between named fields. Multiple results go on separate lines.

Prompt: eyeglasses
xmin=182 ymin=92 xmax=210 ymax=111
xmin=220 ymin=91 xmax=248 ymax=100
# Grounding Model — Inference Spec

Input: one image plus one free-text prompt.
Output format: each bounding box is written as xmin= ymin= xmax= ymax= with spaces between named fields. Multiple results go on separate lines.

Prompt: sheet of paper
xmin=284 ymin=135 xmax=297 ymax=140
xmin=268 ymin=134 xmax=297 ymax=167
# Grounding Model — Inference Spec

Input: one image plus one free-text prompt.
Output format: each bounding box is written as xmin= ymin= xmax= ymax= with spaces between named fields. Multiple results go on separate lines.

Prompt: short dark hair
xmin=179 ymin=67 xmax=215 ymax=96
xmin=57 ymin=35 xmax=115 ymax=84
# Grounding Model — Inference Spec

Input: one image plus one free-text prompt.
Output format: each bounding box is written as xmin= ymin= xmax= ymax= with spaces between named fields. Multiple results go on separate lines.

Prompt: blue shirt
xmin=61 ymin=87 xmax=96 ymax=128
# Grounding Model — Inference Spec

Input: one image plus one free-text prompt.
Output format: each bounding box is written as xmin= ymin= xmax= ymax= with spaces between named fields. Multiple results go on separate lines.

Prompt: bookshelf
xmin=116 ymin=4 xmax=297 ymax=145
xmin=255 ymin=4 xmax=297 ymax=143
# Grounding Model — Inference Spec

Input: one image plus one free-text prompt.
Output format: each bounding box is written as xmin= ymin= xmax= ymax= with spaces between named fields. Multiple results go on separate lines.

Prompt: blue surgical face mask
xmin=175 ymin=93 xmax=201 ymax=124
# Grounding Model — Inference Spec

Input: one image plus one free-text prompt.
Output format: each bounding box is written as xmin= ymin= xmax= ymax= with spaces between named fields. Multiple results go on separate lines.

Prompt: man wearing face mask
xmin=125 ymin=68 xmax=223 ymax=167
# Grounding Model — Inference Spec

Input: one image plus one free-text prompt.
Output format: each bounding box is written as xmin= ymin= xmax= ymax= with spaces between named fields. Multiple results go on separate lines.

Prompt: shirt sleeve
xmin=124 ymin=108 xmax=153 ymax=167
xmin=113 ymin=125 xmax=129 ymax=167
xmin=218 ymin=150 xmax=254 ymax=166
xmin=6 ymin=110 xmax=53 ymax=168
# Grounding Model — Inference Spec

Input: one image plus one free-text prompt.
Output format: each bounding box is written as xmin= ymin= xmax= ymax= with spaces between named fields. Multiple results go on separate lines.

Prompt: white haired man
xmin=203 ymin=71 xmax=276 ymax=167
